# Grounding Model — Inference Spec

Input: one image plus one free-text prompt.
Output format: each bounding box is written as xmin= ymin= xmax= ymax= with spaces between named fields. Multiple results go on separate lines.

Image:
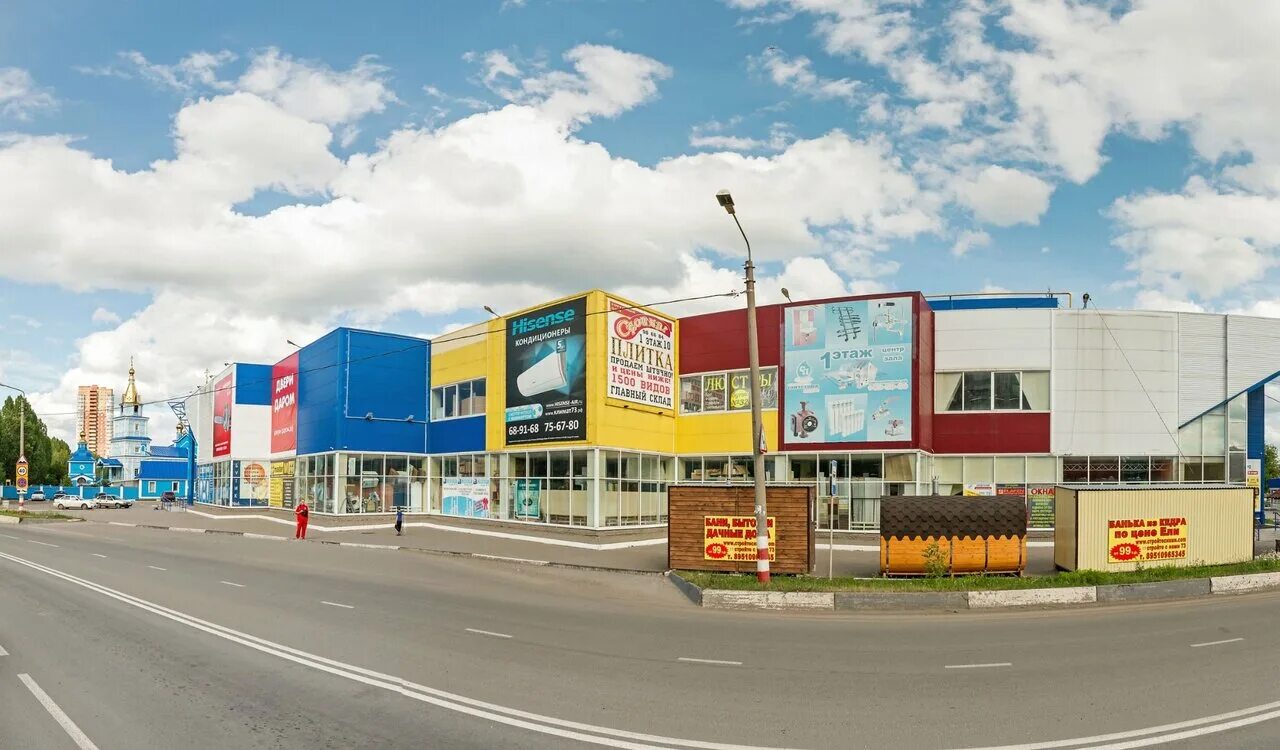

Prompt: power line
xmin=24 ymin=290 xmax=741 ymax=420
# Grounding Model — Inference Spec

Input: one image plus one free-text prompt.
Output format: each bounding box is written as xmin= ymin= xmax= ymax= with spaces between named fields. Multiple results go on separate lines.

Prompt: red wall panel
xmin=932 ymin=412 xmax=1050 ymax=454
xmin=678 ymin=304 xmax=782 ymax=374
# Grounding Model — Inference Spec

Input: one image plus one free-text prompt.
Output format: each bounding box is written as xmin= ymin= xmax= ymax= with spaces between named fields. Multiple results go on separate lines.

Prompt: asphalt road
xmin=1 ymin=521 xmax=1278 ymax=749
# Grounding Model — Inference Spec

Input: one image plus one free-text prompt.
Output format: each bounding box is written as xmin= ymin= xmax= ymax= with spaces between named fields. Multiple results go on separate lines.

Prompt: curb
xmin=674 ymin=571 xmax=1280 ymax=612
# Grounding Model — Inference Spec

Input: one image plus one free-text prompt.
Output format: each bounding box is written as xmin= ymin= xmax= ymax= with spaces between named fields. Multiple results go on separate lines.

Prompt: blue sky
xmin=1 ymin=0 xmax=1278 ymax=439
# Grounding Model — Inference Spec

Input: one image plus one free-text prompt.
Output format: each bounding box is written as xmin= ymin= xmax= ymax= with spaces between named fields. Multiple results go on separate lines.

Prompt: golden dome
xmin=122 ymin=357 xmax=140 ymax=407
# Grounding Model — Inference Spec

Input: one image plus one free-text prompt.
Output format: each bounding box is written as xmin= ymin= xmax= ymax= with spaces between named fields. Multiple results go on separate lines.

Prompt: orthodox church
xmin=98 ymin=360 xmax=193 ymax=498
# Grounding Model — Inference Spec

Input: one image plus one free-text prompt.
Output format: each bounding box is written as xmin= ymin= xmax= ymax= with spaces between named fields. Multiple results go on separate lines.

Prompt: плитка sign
xmin=1107 ymin=517 xmax=1188 ymax=563
xmin=703 ymin=515 xmax=775 ymax=562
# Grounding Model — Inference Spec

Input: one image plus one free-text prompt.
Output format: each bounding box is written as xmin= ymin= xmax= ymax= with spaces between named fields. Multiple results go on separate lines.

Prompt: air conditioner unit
xmin=517 ymin=350 xmax=568 ymax=397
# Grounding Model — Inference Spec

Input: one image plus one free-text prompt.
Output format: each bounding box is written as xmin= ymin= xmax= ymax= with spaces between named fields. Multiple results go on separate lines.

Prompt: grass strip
xmin=0 ymin=509 xmax=79 ymax=521
xmin=677 ymin=558 xmax=1280 ymax=592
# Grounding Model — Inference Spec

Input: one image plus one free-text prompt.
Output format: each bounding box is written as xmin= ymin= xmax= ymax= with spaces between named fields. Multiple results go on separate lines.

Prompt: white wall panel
xmin=1177 ymin=313 xmax=1226 ymax=423
xmin=1053 ymin=311 xmax=1179 ymax=455
xmin=1226 ymin=315 xmax=1280 ymax=395
xmin=934 ymin=309 xmax=1052 ymax=371
xmin=190 ymin=377 xmax=216 ymax=464
xmin=229 ymin=404 xmax=272 ymax=460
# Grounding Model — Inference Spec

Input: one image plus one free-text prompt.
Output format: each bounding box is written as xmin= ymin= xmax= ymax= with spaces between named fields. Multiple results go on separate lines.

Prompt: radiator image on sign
xmin=1107 ymin=517 xmax=1188 ymax=563
xmin=703 ymin=515 xmax=776 ymax=562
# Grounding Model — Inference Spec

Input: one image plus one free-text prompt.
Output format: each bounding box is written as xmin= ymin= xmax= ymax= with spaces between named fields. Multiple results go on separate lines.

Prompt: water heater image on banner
xmin=517 ymin=350 xmax=568 ymax=397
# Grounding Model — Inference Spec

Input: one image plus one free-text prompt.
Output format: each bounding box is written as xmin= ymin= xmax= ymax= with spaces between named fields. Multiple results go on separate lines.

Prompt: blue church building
xmin=68 ymin=434 xmax=97 ymax=485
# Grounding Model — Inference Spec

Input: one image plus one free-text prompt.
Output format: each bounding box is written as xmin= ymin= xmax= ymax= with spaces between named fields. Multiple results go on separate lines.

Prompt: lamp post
xmin=715 ymin=190 xmax=770 ymax=584
xmin=0 ymin=382 xmax=27 ymax=511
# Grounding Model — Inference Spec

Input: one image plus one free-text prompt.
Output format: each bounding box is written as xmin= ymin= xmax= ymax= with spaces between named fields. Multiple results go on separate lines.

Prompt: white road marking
xmin=18 ymin=673 xmax=101 ymax=750
xmin=321 ymin=601 xmax=355 ymax=609
xmin=147 ymin=565 xmax=166 ymax=571
xmin=16 ymin=548 xmax=1274 ymax=750
xmin=219 ymin=581 xmax=246 ymax=588
xmin=92 ymin=554 xmax=107 ymax=558
xmin=0 ymin=643 xmax=8 ymax=656
xmin=0 ymin=533 xmax=20 ymax=540
xmin=945 ymin=662 xmax=1012 ymax=670
xmin=244 ymin=533 xmax=287 ymax=541
xmin=170 ymin=527 xmax=205 ymax=534
xmin=29 ymin=540 xmax=59 ymax=548
xmin=108 ymin=522 xmax=135 ymax=527
xmin=465 ymin=628 xmax=513 ymax=639
xmin=1190 ymin=637 xmax=1243 ymax=648
xmin=677 ymin=657 xmax=742 ymax=666
xmin=339 ymin=542 xmax=400 ymax=550
xmin=472 ymin=554 xmax=550 ymax=565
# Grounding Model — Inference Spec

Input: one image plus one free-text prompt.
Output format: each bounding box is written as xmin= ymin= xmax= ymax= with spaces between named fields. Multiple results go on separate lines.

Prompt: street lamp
xmin=483 ymin=306 xmax=500 ymax=318
xmin=0 ymin=381 xmax=27 ymax=511
xmin=781 ymin=288 xmax=793 ymax=303
xmin=286 ymin=340 xmax=300 ymax=348
xmin=714 ymin=189 xmax=770 ymax=584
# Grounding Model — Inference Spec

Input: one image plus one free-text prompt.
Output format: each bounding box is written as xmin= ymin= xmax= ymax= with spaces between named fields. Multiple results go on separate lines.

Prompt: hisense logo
xmin=511 ymin=308 xmax=575 ymax=335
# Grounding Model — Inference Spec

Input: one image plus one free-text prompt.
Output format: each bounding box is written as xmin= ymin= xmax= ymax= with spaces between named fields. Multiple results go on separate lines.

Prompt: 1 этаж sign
xmin=1107 ymin=517 xmax=1188 ymax=563
xmin=703 ymin=515 xmax=776 ymax=562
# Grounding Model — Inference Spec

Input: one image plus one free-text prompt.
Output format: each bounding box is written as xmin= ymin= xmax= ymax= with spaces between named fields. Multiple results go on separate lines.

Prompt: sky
xmin=2 ymin=0 xmax=1280 ymax=443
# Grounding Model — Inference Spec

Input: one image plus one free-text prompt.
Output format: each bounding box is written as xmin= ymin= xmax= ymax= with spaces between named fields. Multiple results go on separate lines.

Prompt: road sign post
xmin=16 ymin=457 xmax=29 ymax=512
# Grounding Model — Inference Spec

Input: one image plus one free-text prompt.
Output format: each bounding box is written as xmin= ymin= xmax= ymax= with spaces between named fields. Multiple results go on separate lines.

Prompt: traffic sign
xmin=15 ymin=459 xmax=28 ymax=492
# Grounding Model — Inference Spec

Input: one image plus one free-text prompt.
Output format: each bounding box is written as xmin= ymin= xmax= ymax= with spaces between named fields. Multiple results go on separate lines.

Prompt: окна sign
xmin=703 ymin=515 xmax=775 ymax=562
xmin=1107 ymin=517 xmax=1188 ymax=563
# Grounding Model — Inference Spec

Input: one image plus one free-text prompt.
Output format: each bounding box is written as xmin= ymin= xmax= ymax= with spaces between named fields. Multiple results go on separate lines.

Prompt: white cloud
xmin=1132 ymin=289 xmax=1207 ymax=314
xmin=237 ymin=48 xmax=396 ymax=125
xmin=951 ymin=229 xmax=991 ymax=257
xmin=82 ymin=50 xmax=237 ymax=92
xmin=0 ymin=68 xmax=57 ymax=119
xmin=473 ymin=44 xmax=673 ymax=127
xmin=9 ymin=313 xmax=41 ymax=328
xmin=752 ymin=48 xmax=858 ymax=102
xmin=955 ymin=166 xmax=1054 ymax=226
xmin=688 ymin=121 xmax=792 ymax=152
xmin=1 ymin=44 xmax=942 ymax=434
xmin=91 ymin=307 xmax=121 ymax=325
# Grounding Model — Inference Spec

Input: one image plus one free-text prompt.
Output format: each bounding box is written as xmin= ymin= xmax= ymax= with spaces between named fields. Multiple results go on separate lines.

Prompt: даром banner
xmin=505 ymin=297 xmax=587 ymax=445
xmin=606 ymin=298 xmax=675 ymax=410
xmin=212 ymin=372 xmax=234 ymax=457
xmin=271 ymin=353 xmax=299 ymax=454
xmin=782 ymin=297 xmax=913 ymax=445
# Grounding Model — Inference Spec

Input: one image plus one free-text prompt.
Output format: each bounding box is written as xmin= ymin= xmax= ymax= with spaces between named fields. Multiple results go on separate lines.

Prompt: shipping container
xmin=1054 ymin=484 xmax=1253 ymax=572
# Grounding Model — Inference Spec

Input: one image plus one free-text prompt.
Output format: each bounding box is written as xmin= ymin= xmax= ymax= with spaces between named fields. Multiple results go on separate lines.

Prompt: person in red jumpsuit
xmin=294 ymin=500 xmax=309 ymax=540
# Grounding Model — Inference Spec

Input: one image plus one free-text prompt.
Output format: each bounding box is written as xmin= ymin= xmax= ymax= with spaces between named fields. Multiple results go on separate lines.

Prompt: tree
xmin=1266 ymin=444 xmax=1280 ymax=483
xmin=0 ymin=395 xmax=62 ymax=486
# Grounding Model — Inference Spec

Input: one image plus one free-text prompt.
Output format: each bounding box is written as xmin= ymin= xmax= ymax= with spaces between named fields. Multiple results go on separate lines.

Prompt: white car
xmin=94 ymin=493 xmax=129 ymax=509
xmin=54 ymin=496 xmax=93 ymax=510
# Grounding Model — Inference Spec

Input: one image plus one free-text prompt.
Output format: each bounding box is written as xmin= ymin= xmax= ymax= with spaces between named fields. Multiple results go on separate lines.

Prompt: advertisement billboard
xmin=606 ymin=298 xmax=675 ymax=410
xmin=513 ymin=479 xmax=541 ymax=519
xmin=271 ymin=353 xmax=299 ymax=454
xmin=212 ymin=373 xmax=233 ymax=457
xmin=782 ymin=297 xmax=913 ymax=446
xmin=441 ymin=477 xmax=491 ymax=518
xmin=505 ymin=297 xmax=587 ymax=445
xmin=269 ymin=460 xmax=296 ymax=509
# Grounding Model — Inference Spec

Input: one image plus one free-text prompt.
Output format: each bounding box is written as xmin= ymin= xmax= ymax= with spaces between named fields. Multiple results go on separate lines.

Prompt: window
xmin=938 ymin=371 xmax=1050 ymax=412
xmin=431 ymin=379 xmax=486 ymax=420
xmin=148 ymin=481 xmax=156 ymax=493
xmin=171 ymin=481 xmax=179 ymax=491
xmin=679 ymin=368 xmax=779 ymax=413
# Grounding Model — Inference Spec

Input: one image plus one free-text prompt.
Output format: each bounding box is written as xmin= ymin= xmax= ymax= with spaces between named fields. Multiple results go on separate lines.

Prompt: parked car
xmin=28 ymin=490 xmax=46 ymax=501
xmin=54 ymin=496 xmax=93 ymax=510
xmin=160 ymin=491 xmax=177 ymax=505
xmin=94 ymin=494 xmax=127 ymax=509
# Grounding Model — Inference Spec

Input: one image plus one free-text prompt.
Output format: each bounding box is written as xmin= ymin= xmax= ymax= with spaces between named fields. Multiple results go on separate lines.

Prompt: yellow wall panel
xmin=430 ymin=327 xmax=488 ymax=386
xmin=675 ymin=411 xmax=779 ymax=455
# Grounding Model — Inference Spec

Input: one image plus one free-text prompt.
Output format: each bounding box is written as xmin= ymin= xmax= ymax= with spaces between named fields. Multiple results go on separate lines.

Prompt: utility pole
xmin=1 ymin=382 xmax=28 ymax=511
xmin=715 ymin=190 xmax=770 ymax=584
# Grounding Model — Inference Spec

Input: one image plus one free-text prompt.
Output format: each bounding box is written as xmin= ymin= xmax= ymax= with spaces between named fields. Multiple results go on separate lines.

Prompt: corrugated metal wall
xmin=1070 ymin=488 xmax=1252 ymax=571
xmin=1054 ymin=487 xmax=1077 ymax=570
xmin=1226 ymin=315 xmax=1280 ymax=395
xmin=934 ymin=308 xmax=1052 ymax=371
xmin=1177 ymin=313 xmax=1226 ymax=423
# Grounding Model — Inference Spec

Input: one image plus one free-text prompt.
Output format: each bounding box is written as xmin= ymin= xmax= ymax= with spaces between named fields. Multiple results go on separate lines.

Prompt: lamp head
xmin=483 ymin=305 xmax=499 ymax=318
xmin=715 ymin=190 xmax=735 ymax=215
xmin=286 ymin=339 xmax=299 ymax=348
xmin=781 ymin=287 xmax=792 ymax=302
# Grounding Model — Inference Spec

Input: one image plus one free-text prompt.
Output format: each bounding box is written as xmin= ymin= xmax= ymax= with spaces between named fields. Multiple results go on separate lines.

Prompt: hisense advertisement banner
xmin=504 ymin=297 xmax=587 ymax=445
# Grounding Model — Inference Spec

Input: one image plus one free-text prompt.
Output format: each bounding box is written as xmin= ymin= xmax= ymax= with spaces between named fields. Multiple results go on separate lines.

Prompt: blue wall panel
xmin=297 ymin=329 xmax=344 ymax=455
xmin=428 ymin=415 xmax=486 ymax=454
xmin=342 ymin=329 xmax=429 ymax=453
xmin=234 ymin=363 xmax=273 ymax=405
xmin=927 ymin=297 xmax=1060 ymax=311
xmin=1248 ymin=387 xmax=1265 ymax=461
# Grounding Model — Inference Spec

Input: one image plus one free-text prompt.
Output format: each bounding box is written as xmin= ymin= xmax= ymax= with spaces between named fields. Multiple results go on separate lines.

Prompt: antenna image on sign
xmin=517 ymin=349 xmax=569 ymax=397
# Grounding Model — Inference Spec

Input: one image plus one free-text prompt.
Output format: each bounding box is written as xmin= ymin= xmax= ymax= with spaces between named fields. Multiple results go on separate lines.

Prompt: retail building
xmin=186 ymin=290 xmax=1279 ymax=530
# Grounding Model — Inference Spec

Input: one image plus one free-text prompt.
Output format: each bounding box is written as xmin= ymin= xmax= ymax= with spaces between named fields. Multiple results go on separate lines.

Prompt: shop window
xmin=962 ymin=372 xmax=991 ymax=411
xmin=1021 ymin=372 xmax=1050 ymax=410
xmin=1120 ymin=456 xmax=1149 ymax=483
xmin=850 ymin=454 xmax=883 ymax=479
xmin=1062 ymin=457 xmax=1088 ymax=483
xmin=1228 ymin=395 xmax=1247 ymax=422
xmin=572 ymin=451 xmax=590 ymax=478
xmin=993 ymin=372 xmax=1022 ymax=410
xmin=1150 ymin=457 xmax=1176 ymax=482
xmin=1182 ymin=457 xmax=1203 ymax=482
xmin=1201 ymin=414 xmax=1226 ymax=455
xmin=730 ymin=456 xmax=753 ymax=480
xmin=1203 ymin=456 xmax=1226 ymax=482
xmin=964 ymin=456 xmax=994 ymax=484
xmin=789 ymin=456 xmax=817 ymax=481
xmin=681 ymin=457 xmax=701 ymax=481
xmin=530 ymin=452 xmax=549 ymax=478
xmin=1089 ymin=456 xmax=1119 ymax=482
xmin=431 ymin=378 xmax=486 ymax=420
xmin=550 ymin=453 xmax=571 ymax=478
xmin=934 ymin=457 xmax=962 ymax=484
xmin=1229 ymin=452 xmax=1246 ymax=484
xmin=884 ymin=454 xmax=914 ymax=482
xmin=680 ymin=368 xmax=779 ymax=414
xmin=1228 ymin=421 xmax=1247 ymax=452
